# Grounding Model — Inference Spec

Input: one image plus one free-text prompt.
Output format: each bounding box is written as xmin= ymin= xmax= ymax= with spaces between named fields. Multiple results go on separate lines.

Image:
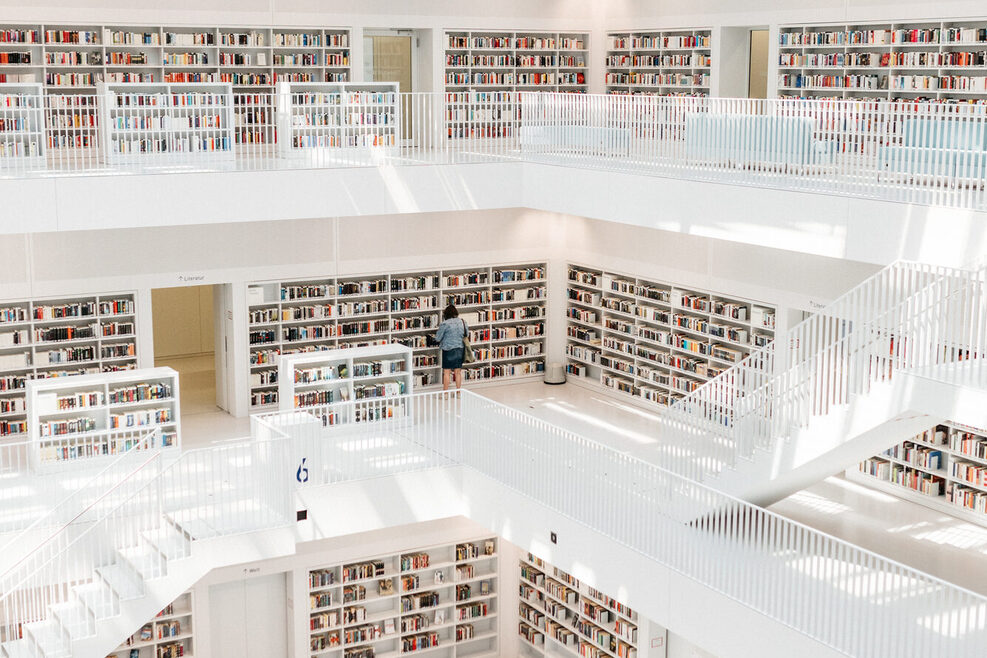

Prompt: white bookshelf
xmin=444 ymin=30 xmax=588 ymax=140
xmin=0 ymin=82 xmax=45 ymax=166
xmin=777 ymin=20 xmax=987 ymax=101
xmin=518 ymin=552 xmax=663 ymax=658
xmin=848 ymin=422 xmax=987 ymax=528
xmin=0 ymin=24 xmax=351 ymax=91
xmin=278 ymin=344 xmax=413 ymax=424
xmin=107 ymin=590 xmax=194 ymax=658
xmin=0 ymin=291 xmax=138 ymax=441
xmin=25 ymin=366 xmax=180 ymax=466
xmin=275 ymin=81 xmax=400 ymax=157
xmin=97 ymin=81 xmax=235 ymax=163
xmin=246 ymin=263 xmax=547 ymax=410
xmin=564 ymin=263 xmax=777 ymax=410
xmin=605 ymin=29 xmax=712 ymax=96
xmin=305 ymin=536 xmax=499 ymax=658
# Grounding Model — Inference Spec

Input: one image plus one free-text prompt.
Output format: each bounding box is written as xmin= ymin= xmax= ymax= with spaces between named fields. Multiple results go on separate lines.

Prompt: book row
xmin=779 ymin=27 xmax=987 ymax=47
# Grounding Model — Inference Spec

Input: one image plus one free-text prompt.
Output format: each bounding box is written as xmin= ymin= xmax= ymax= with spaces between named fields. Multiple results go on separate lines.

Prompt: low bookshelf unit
xmin=25 ymin=366 xmax=180 ymax=466
xmin=97 ymin=81 xmax=235 ymax=163
xmin=564 ymin=263 xmax=777 ymax=410
xmin=246 ymin=263 xmax=547 ymax=410
xmin=275 ymin=81 xmax=400 ymax=157
xmin=278 ymin=343 xmax=413 ymax=424
xmin=0 ymin=83 xmax=46 ymax=167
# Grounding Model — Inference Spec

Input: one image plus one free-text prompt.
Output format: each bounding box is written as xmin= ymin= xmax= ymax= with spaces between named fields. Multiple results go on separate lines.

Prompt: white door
xmin=209 ymin=572 xmax=288 ymax=658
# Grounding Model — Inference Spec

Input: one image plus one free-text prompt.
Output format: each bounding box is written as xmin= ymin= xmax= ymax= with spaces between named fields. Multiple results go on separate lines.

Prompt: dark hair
xmin=443 ymin=303 xmax=459 ymax=320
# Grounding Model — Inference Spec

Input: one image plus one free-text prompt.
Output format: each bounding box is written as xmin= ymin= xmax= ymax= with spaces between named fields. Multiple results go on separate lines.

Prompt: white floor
xmin=157 ymin=353 xmax=252 ymax=449
xmin=178 ymin=377 xmax=987 ymax=595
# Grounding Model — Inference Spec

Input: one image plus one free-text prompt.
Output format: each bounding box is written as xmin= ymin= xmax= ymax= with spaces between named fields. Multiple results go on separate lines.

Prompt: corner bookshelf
xmin=564 ymin=263 xmax=776 ymax=410
xmin=25 ymin=366 xmax=180 ymax=466
xmin=777 ymin=20 xmax=987 ymax=102
xmin=0 ymin=83 xmax=45 ymax=166
xmin=605 ymin=29 xmax=712 ymax=96
xmin=518 ymin=552 xmax=652 ymax=658
xmin=246 ymin=263 xmax=547 ymax=410
xmin=306 ymin=536 xmax=499 ymax=658
xmin=278 ymin=344 xmax=413 ymax=423
xmin=848 ymin=422 xmax=987 ymax=528
xmin=444 ymin=30 xmax=588 ymax=139
xmin=107 ymin=590 xmax=194 ymax=658
xmin=97 ymin=81 xmax=235 ymax=163
xmin=275 ymin=81 xmax=400 ymax=157
xmin=0 ymin=291 xmax=138 ymax=442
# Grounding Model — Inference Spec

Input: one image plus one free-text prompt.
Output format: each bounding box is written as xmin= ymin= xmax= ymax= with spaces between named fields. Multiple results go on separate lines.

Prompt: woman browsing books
xmin=435 ymin=303 xmax=468 ymax=393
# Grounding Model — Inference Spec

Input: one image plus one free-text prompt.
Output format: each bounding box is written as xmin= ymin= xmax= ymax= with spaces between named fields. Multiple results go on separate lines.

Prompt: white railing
xmin=657 ymin=261 xmax=987 ymax=482
xmin=1 ymin=90 xmax=985 ymax=209
xmin=256 ymin=390 xmax=987 ymax=658
xmin=0 ymin=434 xmax=292 ymax=648
xmin=0 ymin=428 xmax=161 ymax=551
xmin=1 ymin=387 xmax=985 ymax=656
xmin=0 ymin=441 xmax=31 ymax=478
xmin=520 ymin=93 xmax=987 ymax=208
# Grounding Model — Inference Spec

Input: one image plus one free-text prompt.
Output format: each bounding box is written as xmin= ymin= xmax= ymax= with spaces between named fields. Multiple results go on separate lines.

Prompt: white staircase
xmin=651 ymin=261 xmax=987 ymax=504
xmin=0 ymin=440 xmax=295 ymax=658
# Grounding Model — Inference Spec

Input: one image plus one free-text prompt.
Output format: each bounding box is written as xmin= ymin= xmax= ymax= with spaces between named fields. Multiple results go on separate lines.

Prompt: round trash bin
xmin=544 ymin=362 xmax=566 ymax=385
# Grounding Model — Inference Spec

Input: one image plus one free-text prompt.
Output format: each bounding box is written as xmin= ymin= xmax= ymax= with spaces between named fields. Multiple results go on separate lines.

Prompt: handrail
xmin=1 ymin=90 xmax=986 ymax=211
xmin=0 ymin=431 xmax=293 ymax=645
xmin=654 ymin=260 xmax=987 ymax=482
xmin=0 ymin=427 xmax=162 ymax=552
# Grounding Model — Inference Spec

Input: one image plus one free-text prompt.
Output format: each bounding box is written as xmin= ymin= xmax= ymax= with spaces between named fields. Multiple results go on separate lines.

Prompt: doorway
xmin=748 ymin=29 xmax=770 ymax=99
xmin=364 ymin=29 xmax=417 ymax=139
xmin=151 ymin=285 xmax=218 ymax=415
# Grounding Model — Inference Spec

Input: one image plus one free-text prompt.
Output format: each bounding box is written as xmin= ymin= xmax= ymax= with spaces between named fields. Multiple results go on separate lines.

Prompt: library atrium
xmin=1 ymin=1 xmax=987 ymax=657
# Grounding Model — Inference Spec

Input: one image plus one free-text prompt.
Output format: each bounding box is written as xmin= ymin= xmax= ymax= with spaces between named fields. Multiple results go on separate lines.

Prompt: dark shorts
xmin=442 ymin=348 xmax=464 ymax=370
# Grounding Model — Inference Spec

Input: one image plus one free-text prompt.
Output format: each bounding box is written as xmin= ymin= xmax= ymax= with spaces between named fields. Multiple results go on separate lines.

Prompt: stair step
xmin=23 ymin=619 xmax=70 ymax=658
xmin=72 ymin=582 xmax=118 ymax=619
xmin=50 ymin=600 xmax=94 ymax=640
xmin=0 ymin=640 xmax=40 ymax=658
xmin=142 ymin=524 xmax=190 ymax=561
xmin=95 ymin=561 xmax=145 ymax=600
xmin=120 ymin=543 xmax=167 ymax=581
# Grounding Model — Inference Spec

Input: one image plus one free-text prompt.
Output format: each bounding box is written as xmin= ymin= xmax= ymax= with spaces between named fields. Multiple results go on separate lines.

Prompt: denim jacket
xmin=435 ymin=318 xmax=467 ymax=350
